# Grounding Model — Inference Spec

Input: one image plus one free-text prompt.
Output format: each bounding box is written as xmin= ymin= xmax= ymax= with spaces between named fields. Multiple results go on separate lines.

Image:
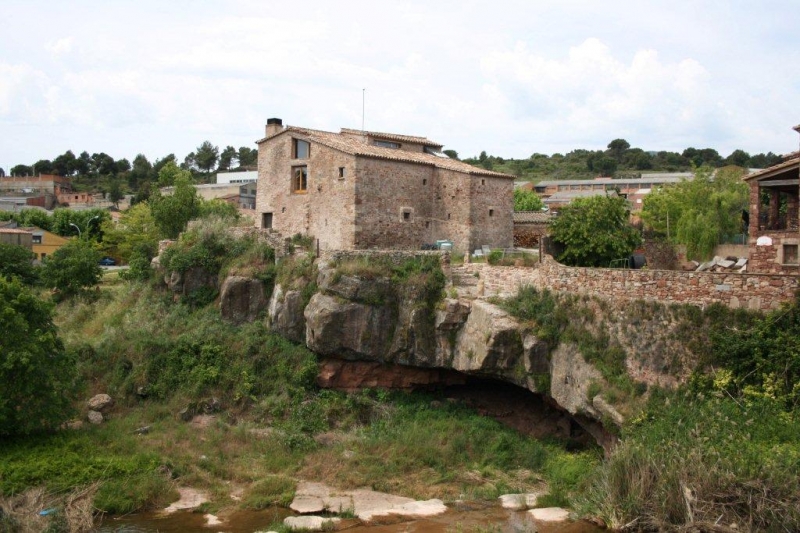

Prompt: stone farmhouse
xmin=744 ymin=124 xmax=800 ymax=273
xmin=255 ymin=118 xmax=514 ymax=252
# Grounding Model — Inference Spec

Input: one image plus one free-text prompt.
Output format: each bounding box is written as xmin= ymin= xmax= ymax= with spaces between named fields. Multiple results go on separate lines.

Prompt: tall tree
xmin=74 ymin=151 xmax=92 ymax=175
xmin=550 ymin=194 xmax=641 ymax=267
xmin=33 ymin=159 xmax=54 ymax=174
xmin=53 ymin=150 xmax=77 ymax=176
xmin=218 ymin=145 xmax=237 ymax=171
xmin=91 ymin=152 xmax=117 ymax=175
xmin=640 ymin=166 xmax=748 ymax=260
xmin=10 ymin=164 xmax=32 ymax=176
xmin=149 ymin=161 xmax=200 ymax=238
xmin=194 ymin=141 xmax=219 ymax=174
xmin=607 ymin=138 xmax=630 ymax=161
xmin=237 ymin=146 xmax=257 ymax=167
xmin=108 ymin=179 xmax=123 ymax=206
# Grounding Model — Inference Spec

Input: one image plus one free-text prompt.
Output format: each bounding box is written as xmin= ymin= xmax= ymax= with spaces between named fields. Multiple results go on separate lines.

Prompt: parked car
xmin=98 ymin=257 xmax=116 ymax=266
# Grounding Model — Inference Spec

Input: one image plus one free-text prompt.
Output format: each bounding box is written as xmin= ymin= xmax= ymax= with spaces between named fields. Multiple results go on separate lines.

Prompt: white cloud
xmin=47 ymin=37 xmax=73 ymax=56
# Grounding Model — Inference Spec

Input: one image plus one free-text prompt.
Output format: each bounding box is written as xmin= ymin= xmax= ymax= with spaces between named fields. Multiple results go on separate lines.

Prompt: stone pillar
xmin=787 ymin=192 xmax=799 ymax=231
xmin=768 ymin=189 xmax=780 ymax=230
xmin=749 ymin=183 xmax=761 ymax=239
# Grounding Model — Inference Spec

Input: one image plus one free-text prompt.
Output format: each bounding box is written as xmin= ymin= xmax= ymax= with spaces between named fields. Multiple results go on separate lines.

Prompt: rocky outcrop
xmin=268 ymin=284 xmax=306 ymax=343
xmin=220 ymin=276 xmax=268 ymax=324
xmin=261 ymin=258 xmax=642 ymax=448
xmin=317 ymin=358 xmax=467 ymax=391
xmin=164 ymin=267 xmax=217 ymax=298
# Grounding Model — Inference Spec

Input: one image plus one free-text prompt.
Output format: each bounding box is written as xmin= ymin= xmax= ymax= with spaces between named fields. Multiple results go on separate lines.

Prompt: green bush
xmin=486 ymin=250 xmax=503 ymax=265
xmin=0 ymin=243 xmax=38 ymax=285
xmin=0 ymin=278 xmax=78 ymax=437
xmin=40 ymin=239 xmax=102 ymax=300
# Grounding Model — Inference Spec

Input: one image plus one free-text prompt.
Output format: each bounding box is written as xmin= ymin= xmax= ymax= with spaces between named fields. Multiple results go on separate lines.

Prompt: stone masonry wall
xmin=453 ymin=258 xmax=797 ymax=310
xmin=256 ymin=133 xmax=357 ymax=251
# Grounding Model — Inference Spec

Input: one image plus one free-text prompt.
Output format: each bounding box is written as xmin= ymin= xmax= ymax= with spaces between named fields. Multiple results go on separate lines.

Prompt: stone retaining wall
xmin=452 ymin=257 xmax=797 ymax=310
xmin=321 ymin=249 xmax=450 ymax=267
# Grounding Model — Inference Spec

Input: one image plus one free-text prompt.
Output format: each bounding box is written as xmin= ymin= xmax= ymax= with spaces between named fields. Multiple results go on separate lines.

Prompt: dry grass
xmin=0 ymin=483 xmax=99 ymax=533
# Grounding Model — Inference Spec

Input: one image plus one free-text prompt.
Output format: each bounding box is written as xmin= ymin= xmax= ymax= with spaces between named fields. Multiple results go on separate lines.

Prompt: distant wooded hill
xmin=457 ymin=138 xmax=783 ymax=181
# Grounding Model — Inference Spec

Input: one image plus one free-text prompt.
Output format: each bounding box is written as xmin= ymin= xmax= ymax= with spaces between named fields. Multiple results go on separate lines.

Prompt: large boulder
xmin=165 ymin=267 xmax=217 ymax=297
xmin=220 ymin=276 xmax=268 ymax=324
xmin=304 ymin=293 xmax=395 ymax=359
xmin=268 ymin=284 xmax=306 ymax=343
xmin=87 ymin=393 xmax=113 ymax=412
xmin=452 ymin=300 xmax=524 ymax=376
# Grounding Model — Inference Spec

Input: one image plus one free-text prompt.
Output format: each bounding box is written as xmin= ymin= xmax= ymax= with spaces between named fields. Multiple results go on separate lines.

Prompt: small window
xmin=783 ymin=244 xmax=799 ymax=265
xmin=338 ymin=167 xmax=345 ymax=179
xmin=481 ymin=179 xmax=485 ymax=185
xmin=447 ymin=213 xmax=451 ymax=220
xmin=423 ymin=178 xmax=427 ymax=185
xmin=262 ymin=212 xmax=273 ymax=229
xmin=403 ymin=212 xmax=411 ymax=221
xmin=425 ymin=221 xmax=430 ymax=228
xmin=292 ymin=166 xmax=308 ymax=193
xmin=40 ymin=253 xmax=46 ymax=259
xmin=375 ymin=140 xmax=400 ymax=149
xmin=293 ymin=139 xmax=310 ymax=159
xmin=32 ymin=235 xmax=42 ymax=244
xmin=489 ymin=209 xmax=494 ymax=217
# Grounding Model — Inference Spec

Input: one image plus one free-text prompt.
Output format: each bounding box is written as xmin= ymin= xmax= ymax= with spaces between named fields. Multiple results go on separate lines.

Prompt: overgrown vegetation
xmin=0 ymin=278 xmax=78 ymax=437
xmin=640 ymin=165 xmax=749 ymax=260
xmin=159 ymin=218 xmax=276 ymax=304
xmin=577 ymin=393 xmax=800 ymax=531
xmin=497 ymin=286 xmax=640 ymax=402
xmin=499 ymin=286 xmax=800 ymax=531
xmin=330 ymin=254 xmax=446 ymax=309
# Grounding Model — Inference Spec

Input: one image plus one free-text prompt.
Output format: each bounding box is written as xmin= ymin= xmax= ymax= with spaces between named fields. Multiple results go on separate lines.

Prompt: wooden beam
xmin=759 ymin=179 xmax=800 ymax=187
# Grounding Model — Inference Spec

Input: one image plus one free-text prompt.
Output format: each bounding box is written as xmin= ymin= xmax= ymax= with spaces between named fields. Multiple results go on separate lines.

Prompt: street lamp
xmin=69 ymin=216 xmax=100 ymax=239
xmin=69 ymin=223 xmax=81 ymax=238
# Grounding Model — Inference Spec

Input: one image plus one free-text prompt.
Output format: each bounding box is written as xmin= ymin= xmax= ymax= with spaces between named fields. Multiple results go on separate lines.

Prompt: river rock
xmin=87 ymin=410 xmax=104 ymax=424
xmin=87 ymin=393 xmax=113 ymax=412
xmin=284 ymin=516 xmax=340 ymax=531
xmin=528 ymin=507 xmax=570 ymax=522
xmin=499 ymin=493 xmax=539 ymax=510
xmin=290 ymin=481 xmax=447 ymax=521
xmin=220 ymin=275 xmax=268 ymax=324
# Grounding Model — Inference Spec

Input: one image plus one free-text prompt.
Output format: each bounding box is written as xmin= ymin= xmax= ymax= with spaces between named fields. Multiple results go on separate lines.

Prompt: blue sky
xmin=1 ymin=0 xmax=798 ymax=170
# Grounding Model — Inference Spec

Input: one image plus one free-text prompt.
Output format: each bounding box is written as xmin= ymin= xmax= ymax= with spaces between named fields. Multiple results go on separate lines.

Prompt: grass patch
xmin=241 ymin=476 xmax=295 ymax=509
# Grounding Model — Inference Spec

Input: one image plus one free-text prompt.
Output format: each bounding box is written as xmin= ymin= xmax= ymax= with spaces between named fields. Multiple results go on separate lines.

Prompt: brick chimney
xmin=266 ymin=118 xmax=283 ymax=137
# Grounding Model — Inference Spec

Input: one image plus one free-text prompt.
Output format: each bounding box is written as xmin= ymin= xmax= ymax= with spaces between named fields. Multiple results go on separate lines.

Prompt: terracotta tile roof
xmin=0 ymin=228 xmax=32 ymax=234
xmin=513 ymin=211 xmax=553 ymax=224
xmin=744 ymin=156 xmax=800 ymax=181
xmin=258 ymin=126 xmax=513 ymax=179
xmin=782 ymin=150 xmax=800 ymax=161
xmin=339 ymin=128 xmax=443 ymax=148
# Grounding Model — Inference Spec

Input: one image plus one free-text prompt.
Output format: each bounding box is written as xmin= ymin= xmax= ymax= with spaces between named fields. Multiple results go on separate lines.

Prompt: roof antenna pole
xmin=362 ymin=88 xmax=365 ymax=131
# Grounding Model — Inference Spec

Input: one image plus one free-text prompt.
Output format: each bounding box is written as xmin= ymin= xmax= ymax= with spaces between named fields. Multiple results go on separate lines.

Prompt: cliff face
xmin=260 ymin=260 xmax=629 ymax=445
xmin=212 ymin=257 xmax=706 ymax=448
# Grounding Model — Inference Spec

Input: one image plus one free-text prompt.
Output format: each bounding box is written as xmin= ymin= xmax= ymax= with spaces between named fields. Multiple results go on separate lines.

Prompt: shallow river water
xmin=95 ymin=501 xmax=604 ymax=533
